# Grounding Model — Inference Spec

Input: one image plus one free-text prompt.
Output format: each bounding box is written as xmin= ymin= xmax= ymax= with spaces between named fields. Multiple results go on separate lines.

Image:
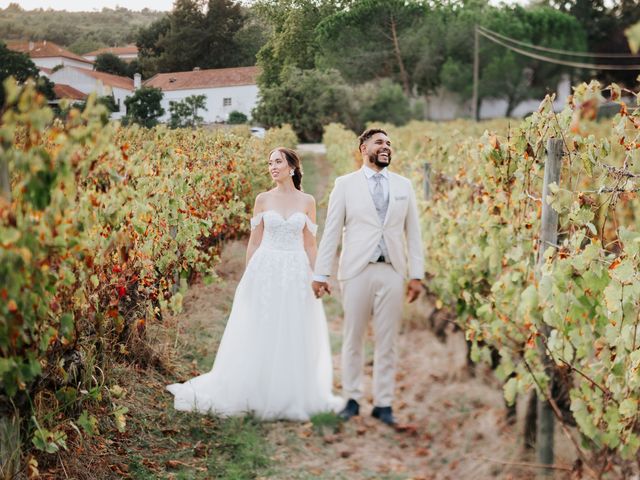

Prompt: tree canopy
xmin=123 ymin=87 xmax=164 ymax=128
xmin=135 ymin=0 xmax=268 ymax=77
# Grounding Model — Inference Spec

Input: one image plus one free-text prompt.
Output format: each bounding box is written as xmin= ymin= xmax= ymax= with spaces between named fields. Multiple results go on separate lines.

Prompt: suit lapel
xmin=356 ymin=170 xmax=381 ymax=224
xmin=383 ymin=173 xmax=396 ymax=226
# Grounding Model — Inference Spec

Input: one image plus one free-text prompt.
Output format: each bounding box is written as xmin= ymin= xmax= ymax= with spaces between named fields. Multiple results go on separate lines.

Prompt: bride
xmin=166 ymin=147 xmax=343 ymax=420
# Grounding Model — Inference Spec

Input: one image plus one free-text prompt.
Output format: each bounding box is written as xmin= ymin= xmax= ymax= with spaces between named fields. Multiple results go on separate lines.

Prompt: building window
xmin=223 ymin=98 xmax=232 ymax=107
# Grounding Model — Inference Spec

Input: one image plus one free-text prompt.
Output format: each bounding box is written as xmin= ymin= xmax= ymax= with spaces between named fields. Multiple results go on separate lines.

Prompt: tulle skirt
xmin=166 ymin=246 xmax=344 ymax=420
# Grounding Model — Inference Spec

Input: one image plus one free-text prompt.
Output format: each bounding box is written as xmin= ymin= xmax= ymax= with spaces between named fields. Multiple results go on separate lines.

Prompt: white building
xmin=49 ymin=66 xmax=134 ymax=120
xmin=7 ymin=40 xmax=94 ymax=71
xmin=143 ymin=66 xmax=259 ymax=124
xmin=83 ymin=45 xmax=138 ymax=63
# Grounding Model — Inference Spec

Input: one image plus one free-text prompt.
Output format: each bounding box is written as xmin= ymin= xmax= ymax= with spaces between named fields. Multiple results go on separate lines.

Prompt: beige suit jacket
xmin=315 ymin=168 xmax=425 ymax=281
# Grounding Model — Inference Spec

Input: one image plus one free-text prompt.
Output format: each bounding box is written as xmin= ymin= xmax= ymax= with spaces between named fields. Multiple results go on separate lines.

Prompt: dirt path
xmin=146 ymin=150 xmax=576 ymax=480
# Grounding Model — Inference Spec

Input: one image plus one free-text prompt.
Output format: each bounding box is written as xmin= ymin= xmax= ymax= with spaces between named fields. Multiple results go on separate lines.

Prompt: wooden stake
xmin=535 ymin=137 xmax=563 ymax=474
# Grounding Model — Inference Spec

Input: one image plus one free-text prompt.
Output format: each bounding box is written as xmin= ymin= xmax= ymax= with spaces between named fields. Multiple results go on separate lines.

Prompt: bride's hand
xmin=312 ymin=281 xmax=331 ymax=298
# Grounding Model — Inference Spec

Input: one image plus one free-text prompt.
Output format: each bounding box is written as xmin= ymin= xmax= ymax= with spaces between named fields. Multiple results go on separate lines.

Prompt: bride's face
xmin=268 ymin=150 xmax=291 ymax=183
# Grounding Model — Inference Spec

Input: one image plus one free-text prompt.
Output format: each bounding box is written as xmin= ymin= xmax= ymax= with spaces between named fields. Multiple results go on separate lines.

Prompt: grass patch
xmin=310 ymin=412 xmax=342 ymax=435
xmin=122 ymin=408 xmax=272 ymax=479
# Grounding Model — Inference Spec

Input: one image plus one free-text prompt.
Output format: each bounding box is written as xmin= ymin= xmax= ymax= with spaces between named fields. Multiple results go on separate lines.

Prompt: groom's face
xmin=363 ymin=133 xmax=392 ymax=170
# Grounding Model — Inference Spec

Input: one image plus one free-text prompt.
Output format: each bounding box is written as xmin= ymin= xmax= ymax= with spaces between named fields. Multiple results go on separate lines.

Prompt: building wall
xmin=49 ymin=67 xmax=132 ymax=120
xmin=157 ymin=84 xmax=259 ymax=123
xmin=83 ymin=53 xmax=138 ymax=62
xmin=111 ymin=86 xmax=132 ymax=120
xmin=33 ymin=57 xmax=93 ymax=70
xmin=424 ymin=75 xmax=571 ymax=120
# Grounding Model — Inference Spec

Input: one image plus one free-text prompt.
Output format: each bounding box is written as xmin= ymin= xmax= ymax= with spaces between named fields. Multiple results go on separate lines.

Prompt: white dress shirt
xmin=362 ymin=165 xmax=389 ymax=203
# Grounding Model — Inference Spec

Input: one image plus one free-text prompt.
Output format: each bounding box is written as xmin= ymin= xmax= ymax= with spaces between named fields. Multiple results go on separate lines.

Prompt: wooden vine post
xmin=535 ymin=137 xmax=563 ymax=472
xmin=423 ymin=162 xmax=431 ymax=200
xmin=0 ymin=156 xmax=10 ymax=202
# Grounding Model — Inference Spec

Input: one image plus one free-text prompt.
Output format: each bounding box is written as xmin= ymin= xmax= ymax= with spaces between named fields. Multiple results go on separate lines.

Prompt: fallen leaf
xmin=415 ymin=447 xmax=430 ymax=457
xmin=165 ymin=459 xmax=189 ymax=470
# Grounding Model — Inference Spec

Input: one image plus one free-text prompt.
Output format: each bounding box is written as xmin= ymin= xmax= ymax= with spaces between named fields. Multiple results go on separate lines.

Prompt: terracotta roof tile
xmin=70 ymin=67 xmax=134 ymax=90
xmin=144 ymin=66 xmax=259 ymax=91
xmin=84 ymin=45 xmax=138 ymax=57
xmin=53 ymin=83 xmax=88 ymax=101
xmin=7 ymin=40 xmax=93 ymax=65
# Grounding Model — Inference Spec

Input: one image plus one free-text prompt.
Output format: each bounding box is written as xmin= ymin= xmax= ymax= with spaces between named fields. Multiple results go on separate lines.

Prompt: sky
xmin=1 ymin=0 xmax=527 ymax=12
xmin=0 ymin=0 xmax=176 ymax=11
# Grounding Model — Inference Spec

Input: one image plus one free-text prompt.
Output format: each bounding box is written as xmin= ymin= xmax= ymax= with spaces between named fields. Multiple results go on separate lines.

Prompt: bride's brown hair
xmin=271 ymin=147 xmax=303 ymax=191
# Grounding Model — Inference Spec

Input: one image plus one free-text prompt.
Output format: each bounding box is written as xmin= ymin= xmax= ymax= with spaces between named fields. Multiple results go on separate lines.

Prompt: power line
xmin=478 ymin=26 xmax=640 ymax=59
xmin=477 ymin=28 xmax=640 ymax=71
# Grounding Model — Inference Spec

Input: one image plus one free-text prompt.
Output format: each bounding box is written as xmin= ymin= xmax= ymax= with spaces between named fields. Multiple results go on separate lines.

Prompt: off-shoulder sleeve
xmin=250 ymin=212 xmax=264 ymax=230
xmin=305 ymin=216 xmax=318 ymax=236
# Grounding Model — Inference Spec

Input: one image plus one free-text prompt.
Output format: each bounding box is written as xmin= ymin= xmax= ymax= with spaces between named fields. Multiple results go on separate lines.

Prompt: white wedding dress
xmin=166 ymin=210 xmax=343 ymax=420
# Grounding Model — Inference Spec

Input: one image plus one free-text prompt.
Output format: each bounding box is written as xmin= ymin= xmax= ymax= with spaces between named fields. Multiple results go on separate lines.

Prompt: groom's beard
xmin=371 ymin=151 xmax=392 ymax=169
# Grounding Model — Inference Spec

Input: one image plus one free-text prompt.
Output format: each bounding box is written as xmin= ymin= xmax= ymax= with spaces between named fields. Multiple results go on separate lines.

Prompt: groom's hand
xmin=312 ymin=280 xmax=331 ymax=298
xmin=406 ymin=279 xmax=423 ymax=303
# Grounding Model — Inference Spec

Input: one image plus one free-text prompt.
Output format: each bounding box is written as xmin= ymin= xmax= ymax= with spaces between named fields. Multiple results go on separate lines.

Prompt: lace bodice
xmin=250 ymin=210 xmax=317 ymax=251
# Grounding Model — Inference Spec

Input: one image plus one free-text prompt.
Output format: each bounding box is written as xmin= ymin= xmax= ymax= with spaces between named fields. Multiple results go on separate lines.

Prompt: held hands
xmin=312 ymin=280 xmax=331 ymax=299
xmin=406 ymin=279 xmax=424 ymax=304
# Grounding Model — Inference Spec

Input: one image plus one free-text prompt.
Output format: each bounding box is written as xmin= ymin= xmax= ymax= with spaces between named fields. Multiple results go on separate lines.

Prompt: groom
xmin=312 ymin=128 xmax=424 ymax=426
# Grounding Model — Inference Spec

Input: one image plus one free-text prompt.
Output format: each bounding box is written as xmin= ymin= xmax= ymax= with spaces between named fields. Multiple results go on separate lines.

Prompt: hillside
xmin=0 ymin=4 xmax=165 ymax=54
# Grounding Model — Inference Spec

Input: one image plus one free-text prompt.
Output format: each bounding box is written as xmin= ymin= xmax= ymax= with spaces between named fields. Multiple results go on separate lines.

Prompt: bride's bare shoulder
xmin=302 ymin=192 xmax=316 ymax=207
xmin=254 ymin=190 xmax=274 ymax=212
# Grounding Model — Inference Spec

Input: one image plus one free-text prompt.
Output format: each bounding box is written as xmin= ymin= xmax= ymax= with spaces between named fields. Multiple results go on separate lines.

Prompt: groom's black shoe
xmin=371 ymin=406 xmax=395 ymax=426
xmin=338 ymin=399 xmax=360 ymax=421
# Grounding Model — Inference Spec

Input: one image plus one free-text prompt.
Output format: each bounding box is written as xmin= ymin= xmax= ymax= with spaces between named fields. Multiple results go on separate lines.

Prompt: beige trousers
xmin=339 ymin=263 xmax=404 ymax=407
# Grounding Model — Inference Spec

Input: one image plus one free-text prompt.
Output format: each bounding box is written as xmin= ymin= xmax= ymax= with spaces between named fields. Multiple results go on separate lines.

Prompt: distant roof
xmin=69 ymin=67 xmax=134 ymax=90
xmin=53 ymin=84 xmax=88 ymax=101
xmin=144 ymin=66 xmax=259 ymax=91
xmin=84 ymin=45 xmax=138 ymax=57
xmin=6 ymin=40 xmax=93 ymax=65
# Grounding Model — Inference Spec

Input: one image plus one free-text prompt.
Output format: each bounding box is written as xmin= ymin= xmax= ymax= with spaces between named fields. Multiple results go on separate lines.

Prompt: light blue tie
xmin=372 ymin=173 xmax=388 ymax=260
xmin=372 ymin=174 xmax=387 ymax=223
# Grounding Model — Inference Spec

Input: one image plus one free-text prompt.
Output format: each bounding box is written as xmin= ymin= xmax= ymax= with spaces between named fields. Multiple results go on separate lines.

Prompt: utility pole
xmin=472 ymin=25 xmax=479 ymax=121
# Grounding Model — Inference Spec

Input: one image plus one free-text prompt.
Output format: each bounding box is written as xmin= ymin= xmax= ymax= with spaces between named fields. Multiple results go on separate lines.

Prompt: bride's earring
xmin=290 ymin=170 xmax=295 ymax=177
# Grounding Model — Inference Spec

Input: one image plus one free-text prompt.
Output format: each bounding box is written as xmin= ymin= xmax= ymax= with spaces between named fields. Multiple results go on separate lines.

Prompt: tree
xmin=482 ymin=6 xmax=587 ymax=116
xmin=136 ymin=16 xmax=171 ymax=78
xmin=228 ymin=110 xmax=248 ymax=124
xmin=359 ymin=79 xmax=413 ymax=127
xmin=539 ymin=0 xmax=640 ymax=87
xmin=0 ymin=41 xmax=55 ymax=107
xmin=232 ymin=9 xmax=270 ymax=66
xmin=200 ymin=0 xmax=245 ymax=68
xmin=155 ymin=0 xmax=207 ymax=72
xmin=254 ymin=0 xmax=344 ymax=87
xmin=123 ymin=87 xmax=164 ymax=128
xmin=136 ymin=0 xmax=257 ymax=76
xmin=438 ymin=4 xmax=587 ymax=117
xmin=316 ymin=0 xmax=426 ymax=96
xmin=94 ymin=53 xmax=130 ymax=77
xmin=168 ymin=94 xmax=207 ymax=128
xmin=253 ymin=66 xmax=356 ymax=142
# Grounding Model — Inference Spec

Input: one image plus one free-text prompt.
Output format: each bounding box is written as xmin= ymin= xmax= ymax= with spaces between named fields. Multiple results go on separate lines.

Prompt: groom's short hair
xmin=358 ymin=128 xmax=388 ymax=147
